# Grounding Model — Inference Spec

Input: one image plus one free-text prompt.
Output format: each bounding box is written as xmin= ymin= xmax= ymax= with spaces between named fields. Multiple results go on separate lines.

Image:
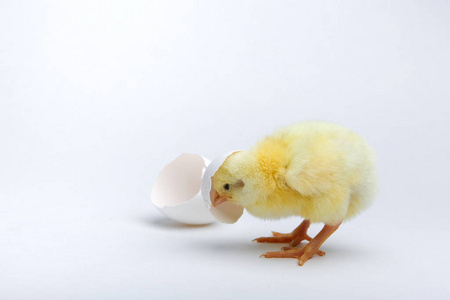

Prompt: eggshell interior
xmin=201 ymin=151 xmax=244 ymax=224
xmin=151 ymin=153 xmax=215 ymax=225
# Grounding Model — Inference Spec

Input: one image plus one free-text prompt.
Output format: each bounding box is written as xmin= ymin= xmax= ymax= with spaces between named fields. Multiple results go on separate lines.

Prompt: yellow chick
xmin=211 ymin=121 xmax=377 ymax=266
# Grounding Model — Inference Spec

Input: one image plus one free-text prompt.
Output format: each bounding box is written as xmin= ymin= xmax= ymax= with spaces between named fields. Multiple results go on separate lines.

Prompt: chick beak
xmin=212 ymin=192 xmax=229 ymax=207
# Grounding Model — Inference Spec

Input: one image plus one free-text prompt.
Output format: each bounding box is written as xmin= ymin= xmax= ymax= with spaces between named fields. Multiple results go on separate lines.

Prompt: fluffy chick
xmin=211 ymin=121 xmax=377 ymax=265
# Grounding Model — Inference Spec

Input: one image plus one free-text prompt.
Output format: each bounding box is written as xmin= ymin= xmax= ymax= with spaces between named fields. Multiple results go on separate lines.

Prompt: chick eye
xmin=223 ymin=184 xmax=230 ymax=191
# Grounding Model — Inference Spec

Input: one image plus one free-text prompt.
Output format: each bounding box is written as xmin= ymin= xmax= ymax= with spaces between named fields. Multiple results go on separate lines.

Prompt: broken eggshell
xmin=151 ymin=153 xmax=215 ymax=225
xmin=152 ymin=152 xmax=245 ymax=225
xmin=201 ymin=151 xmax=244 ymax=224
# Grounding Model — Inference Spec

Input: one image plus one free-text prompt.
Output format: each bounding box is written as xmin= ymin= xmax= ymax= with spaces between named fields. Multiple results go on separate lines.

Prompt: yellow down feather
xmin=212 ymin=121 xmax=377 ymax=225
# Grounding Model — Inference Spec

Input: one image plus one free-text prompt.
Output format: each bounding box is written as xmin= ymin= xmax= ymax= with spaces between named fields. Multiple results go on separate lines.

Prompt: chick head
xmin=210 ymin=151 xmax=256 ymax=208
xmin=211 ymin=169 xmax=245 ymax=207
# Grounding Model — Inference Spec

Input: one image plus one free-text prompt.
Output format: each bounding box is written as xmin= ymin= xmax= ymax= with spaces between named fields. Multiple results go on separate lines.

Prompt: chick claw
xmin=260 ymin=246 xmax=326 ymax=266
xmin=252 ymin=231 xmax=312 ymax=247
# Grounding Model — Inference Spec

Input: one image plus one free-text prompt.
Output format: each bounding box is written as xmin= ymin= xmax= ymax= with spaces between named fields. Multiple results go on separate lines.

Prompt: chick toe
xmin=261 ymin=246 xmax=326 ymax=266
xmin=253 ymin=231 xmax=311 ymax=245
xmin=253 ymin=219 xmax=311 ymax=245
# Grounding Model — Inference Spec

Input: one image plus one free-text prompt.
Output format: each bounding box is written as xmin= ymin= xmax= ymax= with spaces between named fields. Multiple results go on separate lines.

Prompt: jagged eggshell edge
xmin=201 ymin=151 xmax=244 ymax=224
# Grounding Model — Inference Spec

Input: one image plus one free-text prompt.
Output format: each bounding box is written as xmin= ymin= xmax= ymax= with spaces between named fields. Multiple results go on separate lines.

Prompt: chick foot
xmin=253 ymin=231 xmax=312 ymax=247
xmin=253 ymin=219 xmax=311 ymax=247
xmin=261 ymin=245 xmax=325 ymax=266
xmin=260 ymin=222 xmax=342 ymax=266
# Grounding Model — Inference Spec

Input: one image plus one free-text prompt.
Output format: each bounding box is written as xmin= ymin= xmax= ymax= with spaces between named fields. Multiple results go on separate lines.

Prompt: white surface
xmin=1 ymin=1 xmax=450 ymax=299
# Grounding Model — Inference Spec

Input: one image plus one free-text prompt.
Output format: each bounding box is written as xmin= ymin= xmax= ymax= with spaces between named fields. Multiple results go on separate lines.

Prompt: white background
xmin=1 ymin=1 xmax=450 ymax=299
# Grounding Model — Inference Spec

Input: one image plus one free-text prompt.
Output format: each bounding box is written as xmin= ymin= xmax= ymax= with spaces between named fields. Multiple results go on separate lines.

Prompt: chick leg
xmin=253 ymin=219 xmax=312 ymax=247
xmin=261 ymin=222 xmax=342 ymax=266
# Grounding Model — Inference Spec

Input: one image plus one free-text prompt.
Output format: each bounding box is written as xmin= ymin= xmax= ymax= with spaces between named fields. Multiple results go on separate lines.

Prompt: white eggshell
xmin=151 ymin=153 xmax=215 ymax=225
xmin=201 ymin=151 xmax=244 ymax=224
